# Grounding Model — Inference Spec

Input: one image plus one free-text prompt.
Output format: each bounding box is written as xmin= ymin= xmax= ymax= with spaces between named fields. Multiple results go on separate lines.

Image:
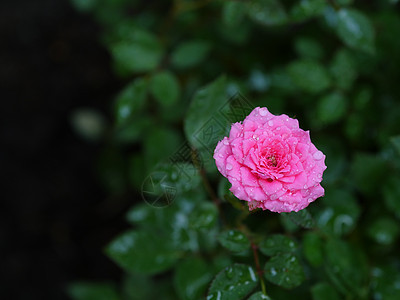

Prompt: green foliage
xmin=68 ymin=282 xmax=120 ymax=300
xmin=263 ymin=253 xmax=305 ymax=289
xmin=259 ymin=234 xmax=297 ymax=256
xmin=69 ymin=0 xmax=400 ymax=299
xmin=218 ymin=229 xmax=251 ymax=253
xmin=207 ymin=264 xmax=258 ymax=300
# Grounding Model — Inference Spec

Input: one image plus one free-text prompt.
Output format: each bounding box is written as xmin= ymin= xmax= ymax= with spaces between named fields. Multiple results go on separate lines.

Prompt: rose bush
xmin=214 ymin=107 xmax=326 ymax=213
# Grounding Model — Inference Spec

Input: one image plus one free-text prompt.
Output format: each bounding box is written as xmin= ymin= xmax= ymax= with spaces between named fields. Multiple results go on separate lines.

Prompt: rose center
xmin=268 ymin=155 xmax=277 ymax=167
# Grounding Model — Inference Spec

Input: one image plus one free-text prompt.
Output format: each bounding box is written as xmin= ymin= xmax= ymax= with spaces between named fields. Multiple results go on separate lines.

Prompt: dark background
xmin=1 ymin=0 xmax=126 ymax=298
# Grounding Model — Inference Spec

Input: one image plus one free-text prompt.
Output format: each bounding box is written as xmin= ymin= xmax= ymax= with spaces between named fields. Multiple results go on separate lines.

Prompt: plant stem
xmin=251 ymin=242 xmax=268 ymax=296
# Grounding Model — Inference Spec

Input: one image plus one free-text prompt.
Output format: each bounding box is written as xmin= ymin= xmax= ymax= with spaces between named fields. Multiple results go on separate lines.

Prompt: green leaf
xmin=68 ymin=282 xmax=120 ymax=300
xmin=302 ymin=232 xmax=323 ymax=267
xmin=287 ymin=60 xmax=331 ymax=94
xmin=259 ymin=234 xmax=297 ymax=257
xmin=222 ymin=1 xmax=246 ymax=28
xmin=171 ymin=40 xmax=211 ymax=69
xmin=329 ymin=49 xmax=357 ymax=91
xmin=371 ymin=264 xmax=400 ymax=300
xmin=324 ymin=238 xmax=368 ymax=297
xmin=367 ymin=218 xmax=400 ymax=245
xmin=384 ymin=176 xmax=400 ymax=219
xmin=218 ymin=229 xmax=251 ymax=253
xmin=113 ymin=116 xmax=151 ymax=144
xmin=316 ymin=189 xmax=360 ymax=237
xmin=122 ymin=275 xmax=154 ymax=300
xmin=106 ymin=229 xmax=181 ymax=275
xmin=184 ymin=76 xmax=229 ymax=151
xmin=150 ymin=71 xmax=180 ymax=106
xmin=281 ymin=209 xmax=315 ymax=229
xmin=207 ymin=264 xmax=258 ymax=300
xmin=294 ymin=37 xmax=324 ymax=60
xmin=391 ymin=135 xmax=400 ymax=155
xmin=316 ymin=92 xmax=348 ymax=124
xmin=290 ymin=0 xmax=326 ymax=21
xmin=311 ymin=282 xmax=340 ymax=300
xmin=70 ymin=0 xmax=97 ymax=12
xmin=264 ymin=254 xmax=305 ymax=289
xmin=351 ymin=153 xmax=387 ymax=196
xmin=248 ymin=291 xmax=273 ymax=300
xmin=144 ymin=127 xmax=182 ymax=170
xmin=110 ymin=29 xmax=163 ymax=73
xmin=114 ymin=78 xmax=147 ymax=125
xmin=174 ymin=257 xmax=214 ymax=300
xmin=189 ymin=201 xmax=219 ymax=230
xmin=336 ymin=9 xmax=375 ymax=54
xmin=247 ymin=0 xmax=288 ymax=26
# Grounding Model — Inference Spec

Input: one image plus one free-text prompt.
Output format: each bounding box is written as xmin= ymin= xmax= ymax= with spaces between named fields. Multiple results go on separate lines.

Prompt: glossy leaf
xmin=218 ymin=229 xmax=251 ymax=253
xmin=383 ymin=176 xmax=400 ymax=219
xmin=294 ymin=37 xmax=324 ymax=60
xmin=316 ymin=189 xmax=360 ymax=237
xmin=282 ymin=209 xmax=315 ymax=229
xmin=174 ymin=257 xmax=214 ymax=300
xmin=290 ymin=0 xmax=326 ymax=21
xmin=150 ymin=71 xmax=180 ymax=106
xmin=68 ymin=282 xmax=120 ymax=300
xmin=110 ymin=29 xmax=163 ymax=73
xmin=371 ymin=264 xmax=400 ymax=300
xmin=222 ymin=1 xmax=246 ymax=28
xmin=336 ymin=9 xmax=375 ymax=54
xmin=324 ymin=238 xmax=368 ymax=297
xmin=207 ymin=264 xmax=258 ymax=300
xmin=302 ymin=232 xmax=323 ymax=267
xmin=287 ymin=60 xmax=331 ymax=94
xmin=184 ymin=76 xmax=229 ymax=151
xmin=264 ymin=254 xmax=305 ymax=289
xmin=171 ymin=40 xmax=211 ymax=69
xmin=329 ymin=49 xmax=357 ymax=91
xmin=114 ymin=78 xmax=147 ymax=125
xmin=248 ymin=291 xmax=272 ymax=300
xmin=351 ymin=153 xmax=387 ymax=196
xmin=311 ymin=282 xmax=340 ymax=300
xmin=189 ymin=201 xmax=219 ymax=230
xmin=246 ymin=0 xmax=288 ymax=26
xmin=106 ymin=229 xmax=181 ymax=275
xmin=259 ymin=234 xmax=297 ymax=257
xmin=367 ymin=218 xmax=400 ymax=245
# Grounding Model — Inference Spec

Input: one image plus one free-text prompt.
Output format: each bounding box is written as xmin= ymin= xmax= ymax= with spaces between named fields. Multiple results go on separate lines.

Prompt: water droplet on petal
xmin=226 ymin=163 xmax=233 ymax=170
xmin=276 ymin=127 xmax=280 ymax=130
xmin=268 ymin=120 xmax=274 ymax=126
xmin=223 ymin=140 xmax=229 ymax=145
xmin=303 ymin=184 xmax=308 ymax=189
xmin=313 ymin=151 xmax=324 ymax=160
xmin=308 ymin=198 xmax=313 ymax=203
xmin=259 ymin=108 xmax=268 ymax=116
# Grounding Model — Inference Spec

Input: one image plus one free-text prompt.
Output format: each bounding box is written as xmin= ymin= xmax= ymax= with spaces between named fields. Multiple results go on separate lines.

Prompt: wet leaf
xmin=105 ymin=229 xmax=181 ymax=275
xmin=287 ymin=60 xmax=331 ymax=94
xmin=68 ymin=282 xmax=120 ymax=300
xmin=336 ymin=9 xmax=375 ymax=54
xmin=174 ymin=257 xmax=214 ymax=300
xmin=311 ymin=282 xmax=340 ymax=300
xmin=259 ymin=234 xmax=297 ymax=257
xmin=110 ymin=28 xmax=163 ymax=73
xmin=218 ymin=229 xmax=251 ymax=253
xmin=207 ymin=264 xmax=258 ymax=300
xmin=282 ymin=209 xmax=315 ymax=229
xmin=150 ymin=71 xmax=180 ymax=107
xmin=264 ymin=253 xmax=305 ymax=289
xmin=247 ymin=0 xmax=288 ymax=26
xmin=171 ymin=40 xmax=211 ymax=69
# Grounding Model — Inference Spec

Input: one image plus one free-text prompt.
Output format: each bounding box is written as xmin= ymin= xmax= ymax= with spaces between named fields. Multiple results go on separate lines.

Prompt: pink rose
xmin=214 ymin=107 xmax=327 ymax=213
